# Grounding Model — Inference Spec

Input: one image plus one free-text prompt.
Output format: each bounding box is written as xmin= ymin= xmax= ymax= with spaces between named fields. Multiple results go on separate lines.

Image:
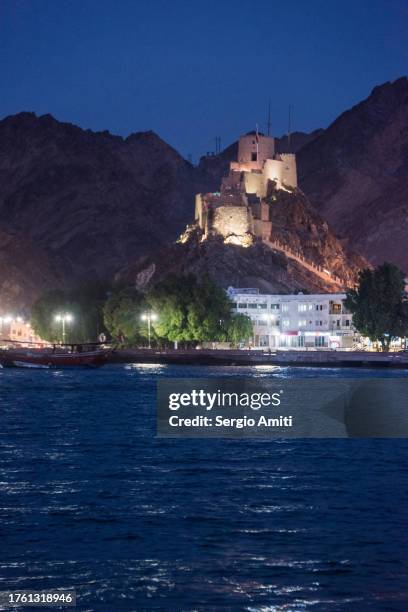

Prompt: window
xmin=282 ymin=304 xmax=289 ymax=312
xmin=283 ymin=319 xmax=290 ymax=327
xmin=251 ymin=152 xmax=257 ymax=161
xmin=298 ymin=320 xmax=307 ymax=327
xmin=271 ymin=304 xmax=280 ymax=310
xmin=279 ymin=335 xmax=288 ymax=348
xmin=259 ymin=303 xmax=267 ymax=309
xmin=238 ymin=303 xmax=247 ymax=309
xmin=315 ymin=336 xmax=326 ymax=347
xmin=345 ymin=319 xmax=350 ymax=326
xmin=231 ymin=303 xmax=237 ymax=309
xmin=298 ymin=304 xmax=307 ymax=312
xmin=248 ymin=303 xmax=259 ymax=309
xmin=298 ymin=336 xmax=305 ymax=347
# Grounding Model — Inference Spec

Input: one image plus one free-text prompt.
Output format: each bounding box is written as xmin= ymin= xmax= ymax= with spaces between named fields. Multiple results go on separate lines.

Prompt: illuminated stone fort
xmin=195 ymin=132 xmax=297 ymax=246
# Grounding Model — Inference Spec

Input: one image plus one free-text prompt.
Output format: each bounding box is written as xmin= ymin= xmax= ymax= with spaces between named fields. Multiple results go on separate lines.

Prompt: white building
xmin=227 ymin=287 xmax=356 ymax=350
xmin=0 ymin=316 xmax=45 ymax=347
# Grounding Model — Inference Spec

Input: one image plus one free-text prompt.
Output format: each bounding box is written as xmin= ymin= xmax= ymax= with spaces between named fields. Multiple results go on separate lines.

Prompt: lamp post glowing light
xmin=141 ymin=312 xmax=157 ymax=349
xmin=55 ymin=313 xmax=73 ymax=343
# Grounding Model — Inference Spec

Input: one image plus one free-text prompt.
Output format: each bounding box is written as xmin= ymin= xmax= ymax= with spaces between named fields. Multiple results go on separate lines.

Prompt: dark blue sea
xmin=1 ymin=364 xmax=408 ymax=611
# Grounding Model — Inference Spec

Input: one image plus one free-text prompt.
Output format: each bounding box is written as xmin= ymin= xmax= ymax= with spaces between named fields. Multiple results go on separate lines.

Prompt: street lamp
xmin=55 ymin=313 xmax=73 ymax=344
xmin=141 ymin=312 xmax=157 ymax=349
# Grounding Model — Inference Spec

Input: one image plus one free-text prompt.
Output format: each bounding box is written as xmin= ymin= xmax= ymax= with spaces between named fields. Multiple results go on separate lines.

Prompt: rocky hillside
xmin=0 ymin=112 xmax=217 ymax=309
xmin=0 ymin=224 xmax=64 ymax=312
xmin=297 ymin=77 xmax=408 ymax=272
xmin=118 ymin=188 xmax=366 ymax=295
xmin=3 ymin=88 xmax=397 ymax=311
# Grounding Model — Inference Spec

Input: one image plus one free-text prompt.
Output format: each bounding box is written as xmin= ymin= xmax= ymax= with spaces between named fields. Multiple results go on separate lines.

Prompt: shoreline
xmin=109 ymin=348 xmax=408 ymax=369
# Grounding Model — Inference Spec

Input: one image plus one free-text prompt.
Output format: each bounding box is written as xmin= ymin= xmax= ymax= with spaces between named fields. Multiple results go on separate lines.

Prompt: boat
xmin=0 ymin=342 xmax=112 ymax=368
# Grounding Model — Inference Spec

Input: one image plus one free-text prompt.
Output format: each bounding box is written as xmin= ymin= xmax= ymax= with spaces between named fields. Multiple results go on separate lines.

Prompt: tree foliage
xmin=226 ymin=313 xmax=254 ymax=346
xmin=345 ymin=263 xmax=408 ymax=351
xmin=31 ymin=282 xmax=109 ymax=343
xmin=103 ymin=287 xmax=146 ymax=345
xmin=146 ymin=274 xmax=252 ymax=344
xmin=31 ymin=274 xmax=253 ymax=347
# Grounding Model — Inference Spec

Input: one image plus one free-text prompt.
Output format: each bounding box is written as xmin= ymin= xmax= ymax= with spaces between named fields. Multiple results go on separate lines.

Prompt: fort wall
xmin=212 ymin=206 xmax=252 ymax=238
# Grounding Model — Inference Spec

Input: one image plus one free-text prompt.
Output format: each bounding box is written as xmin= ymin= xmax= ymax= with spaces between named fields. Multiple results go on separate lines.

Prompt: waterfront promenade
xmin=109 ymin=348 xmax=408 ymax=369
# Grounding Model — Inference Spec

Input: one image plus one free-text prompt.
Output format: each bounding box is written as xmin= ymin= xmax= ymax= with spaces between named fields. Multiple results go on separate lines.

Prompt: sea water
xmin=0 ymin=365 xmax=407 ymax=611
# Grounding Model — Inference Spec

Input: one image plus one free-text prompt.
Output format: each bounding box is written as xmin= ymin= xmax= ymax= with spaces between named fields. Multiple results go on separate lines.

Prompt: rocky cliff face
xmin=266 ymin=188 xmax=366 ymax=285
xmin=297 ymin=77 xmax=408 ymax=272
xmin=118 ymin=188 xmax=366 ymax=295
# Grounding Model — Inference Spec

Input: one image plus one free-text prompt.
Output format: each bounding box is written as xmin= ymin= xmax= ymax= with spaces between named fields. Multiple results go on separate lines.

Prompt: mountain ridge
xmin=1 ymin=77 xmax=405 ymax=311
xmin=297 ymin=76 xmax=408 ymax=271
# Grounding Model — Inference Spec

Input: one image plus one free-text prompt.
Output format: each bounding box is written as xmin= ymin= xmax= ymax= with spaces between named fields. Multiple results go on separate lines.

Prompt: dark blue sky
xmin=1 ymin=0 xmax=407 ymax=161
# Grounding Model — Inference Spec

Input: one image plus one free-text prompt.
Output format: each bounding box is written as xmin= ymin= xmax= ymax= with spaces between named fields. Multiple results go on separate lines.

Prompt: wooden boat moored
xmin=0 ymin=344 xmax=111 ymax=368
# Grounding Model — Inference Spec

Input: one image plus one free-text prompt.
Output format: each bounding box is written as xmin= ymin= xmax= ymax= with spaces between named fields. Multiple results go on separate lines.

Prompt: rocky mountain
xmin=118 ymin=187 xmax=366 ymax=295
xmin=0 ymin=112 xmax=217 ymax=309
xmin=0 ymin=224 xmax=64 ymax=312
xmin=3 ymin=80 xmax=402 ymax=313
xmin=297 ymin=77 xmax=408 ymax=272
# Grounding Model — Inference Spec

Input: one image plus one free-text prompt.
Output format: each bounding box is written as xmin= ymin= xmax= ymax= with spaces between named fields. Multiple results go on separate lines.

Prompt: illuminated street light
xmin=54 ymin=313 xmax=73 ymax=343
xmin=141 ymin=312 xmax=157 ymax=349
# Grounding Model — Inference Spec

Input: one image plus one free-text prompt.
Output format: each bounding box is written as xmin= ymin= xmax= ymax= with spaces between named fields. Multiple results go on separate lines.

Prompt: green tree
xmin=226 ymin=313 xmax=253 ymax=346
xmin=146 ymin=274 xmax=236 ymax=343
xmin=31 ymin=289 xmax=69 ymax=343
xmin=103 ymin=287 xmax=145 ymax=345
xmin=31 ymin=282 xmax=109 ymax=344
xmin=345 ymin=263 xmax=408 ymax=351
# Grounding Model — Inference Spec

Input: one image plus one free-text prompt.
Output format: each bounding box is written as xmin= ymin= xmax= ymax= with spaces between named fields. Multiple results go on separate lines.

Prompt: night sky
xmin=1 ymin=0 xmax=407 ymax=161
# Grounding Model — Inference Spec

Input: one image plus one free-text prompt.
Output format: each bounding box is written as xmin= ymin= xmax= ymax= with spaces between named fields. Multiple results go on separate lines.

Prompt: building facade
xmin=0 ymin=316 xmax=45 ymax=347
xmin=227 ymin=287 xmax=356 ymax=350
